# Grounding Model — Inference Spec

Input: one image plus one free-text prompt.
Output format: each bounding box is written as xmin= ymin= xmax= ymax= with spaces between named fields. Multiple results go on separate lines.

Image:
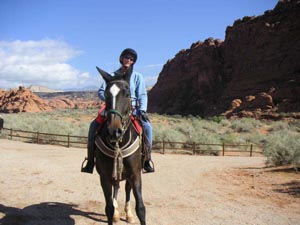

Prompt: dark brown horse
xmin=94 ymin=67 xmax=146 ymax=225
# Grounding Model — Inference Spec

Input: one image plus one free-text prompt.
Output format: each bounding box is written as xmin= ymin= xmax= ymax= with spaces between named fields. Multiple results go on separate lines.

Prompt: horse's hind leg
xmin=100 ymin=177 xmax=114 ymax=225
xmin=125 ymin=180 xmax=135 ymax=223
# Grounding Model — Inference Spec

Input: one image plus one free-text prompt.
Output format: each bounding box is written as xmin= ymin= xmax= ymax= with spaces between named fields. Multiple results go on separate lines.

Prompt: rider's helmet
xmin=119 ymin=48 xmax=138 ymax=65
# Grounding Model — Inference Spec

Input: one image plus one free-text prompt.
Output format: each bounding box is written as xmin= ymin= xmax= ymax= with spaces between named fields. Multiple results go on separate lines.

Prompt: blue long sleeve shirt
xmin=98 ymin=69 xmax=148 ymax=112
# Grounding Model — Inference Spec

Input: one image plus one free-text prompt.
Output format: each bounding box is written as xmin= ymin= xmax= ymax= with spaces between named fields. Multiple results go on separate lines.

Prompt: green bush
xmin=0 ymin=109 xmax=96 ymax=136
xmin=264 ymin=131 xmax=300 ymax=167
xmin=230 ymin=118 xmax=260 ymax=133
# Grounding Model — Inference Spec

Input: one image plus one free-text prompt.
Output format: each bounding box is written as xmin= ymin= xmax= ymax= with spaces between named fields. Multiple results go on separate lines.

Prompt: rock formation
xmin=0 ymin=87 xmax=102 ymax=113
xmin=0 ymin=86 xmax=52 ymax=113
xmin=148 ymin=0 xmax=300 ymax=119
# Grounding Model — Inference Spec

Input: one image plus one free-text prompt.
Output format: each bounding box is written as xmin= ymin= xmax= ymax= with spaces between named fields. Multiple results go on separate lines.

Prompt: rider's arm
xmin=134 ymin=72 xmax=148 ymax=112
xmin=98 ymin=82 xmax=106 ymax=101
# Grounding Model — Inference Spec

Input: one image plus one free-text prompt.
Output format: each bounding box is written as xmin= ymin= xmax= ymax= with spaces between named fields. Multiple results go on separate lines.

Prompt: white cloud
xmin=0 ymin=39 xmax=96 ymax=90
xmin=144 ymin=63 xmax=164 ymax=68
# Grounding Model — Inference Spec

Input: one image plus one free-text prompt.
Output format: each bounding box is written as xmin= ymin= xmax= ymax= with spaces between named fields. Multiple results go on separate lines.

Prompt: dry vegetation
xmin=1 ymin=109 xmax=300 ymax=167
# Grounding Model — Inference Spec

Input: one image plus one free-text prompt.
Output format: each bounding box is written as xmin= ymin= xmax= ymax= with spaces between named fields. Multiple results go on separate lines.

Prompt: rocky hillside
xmin=0 ymin=87 xmax=52 ymax=113
xmin=0 ymin=87 xmax=101 ymax=113
xmin=148 ymin=0 xmax=300 ymax=119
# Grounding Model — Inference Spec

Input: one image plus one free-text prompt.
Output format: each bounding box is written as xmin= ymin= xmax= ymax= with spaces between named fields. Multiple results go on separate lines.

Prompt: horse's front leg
xmin=100 ymin=176 xmax=114 ymax=225
xmin=125 ymin=180 xmax=135 ymax=223
xmin=131 ymin=176 xmax=146 ymax=225
xmin=112 ymin=183 xmax=120 ymax=222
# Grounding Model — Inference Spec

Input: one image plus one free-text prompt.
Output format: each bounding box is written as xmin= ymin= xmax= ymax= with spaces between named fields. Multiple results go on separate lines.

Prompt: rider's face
xmin=121 ymin=54 xmax=134 ymax=68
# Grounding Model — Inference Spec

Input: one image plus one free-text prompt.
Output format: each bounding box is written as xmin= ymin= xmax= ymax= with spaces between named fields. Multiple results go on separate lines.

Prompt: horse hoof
xmin=113 ymin=211 xmax=120 ymax=222
xmin=126 ymin=216 xmax=135 ymax=224
xmin=113 ymin=215 xmax=120 ymax=222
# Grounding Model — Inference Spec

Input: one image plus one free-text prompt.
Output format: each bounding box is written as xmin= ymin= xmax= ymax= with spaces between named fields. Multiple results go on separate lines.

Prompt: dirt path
xmin=0 ymin=139 xmax=299 ymax=225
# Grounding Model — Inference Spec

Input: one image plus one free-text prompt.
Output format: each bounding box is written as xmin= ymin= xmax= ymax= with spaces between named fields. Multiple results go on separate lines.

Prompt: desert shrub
xmin=263 ymin=131 xmax=300 ymax=167
xmin=219 ymin=119 xmax=231 ymax=127
xmin=189 ymin=117 xmax=203 ymax=129
xmin=155 ymin=128 xmax=186 ymax=142
xmin=219 ymin=132 xmax=246 ymax=144
xmin=191 ymin=128 xmax=221 ymax=145
xmin=2 ymin=110 xmax=298 ymax=165
xmin=0 ymin=110 xmax=94 ymax=136
xmin=289 ymin=121 xmax=300 ymax=132
xmin=230 ymin=118 xmax=261 ymax=133
xmin=201 ymin=120 xmax=222 ymax=133
xmin=210 ymin=115 xmax=224 ymax=124
xmin=243 ymin=133 xmax=267 ymax=145
xmin=169 ymin=114 xmax=183 ymax=120
xmin=267 ymin=120 xmax=289 ymax=132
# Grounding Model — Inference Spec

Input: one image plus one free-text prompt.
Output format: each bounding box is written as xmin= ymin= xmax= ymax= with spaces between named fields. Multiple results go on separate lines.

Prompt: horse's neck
xmin=100 ymin=121 xmax=136 ymax=148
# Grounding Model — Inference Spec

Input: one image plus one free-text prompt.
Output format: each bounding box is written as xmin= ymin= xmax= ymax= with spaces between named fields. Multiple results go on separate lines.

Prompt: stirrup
xmin=81 ymin=157 xmax=87 ymax=168
xmin=81 ymin=157 xmax=94 ymax=174
xmin=143 ymin=159 xmax=155 ymax=173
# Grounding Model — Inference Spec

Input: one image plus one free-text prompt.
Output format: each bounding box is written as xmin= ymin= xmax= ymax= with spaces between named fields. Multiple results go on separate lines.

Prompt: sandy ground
xmin=0 ymin=139 xmax=299 ymax=225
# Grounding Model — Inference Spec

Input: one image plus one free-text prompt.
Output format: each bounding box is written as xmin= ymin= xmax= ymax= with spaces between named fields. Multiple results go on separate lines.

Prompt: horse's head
xmin=97 ymin=67 xmax=131 ymax=142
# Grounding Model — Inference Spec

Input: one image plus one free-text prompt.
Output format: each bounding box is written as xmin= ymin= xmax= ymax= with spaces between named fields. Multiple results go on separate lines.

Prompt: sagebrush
xmin=1 ymin=109 xmax=299 ymax=167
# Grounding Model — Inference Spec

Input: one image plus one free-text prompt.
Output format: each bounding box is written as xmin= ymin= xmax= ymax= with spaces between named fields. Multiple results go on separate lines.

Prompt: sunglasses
xmin=124 ymin=55 xmax=134 ymax=61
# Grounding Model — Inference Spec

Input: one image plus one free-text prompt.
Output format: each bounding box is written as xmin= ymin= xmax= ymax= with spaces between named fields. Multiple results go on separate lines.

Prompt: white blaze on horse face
xmin=110 ymin=84 xmax=120 ymax=110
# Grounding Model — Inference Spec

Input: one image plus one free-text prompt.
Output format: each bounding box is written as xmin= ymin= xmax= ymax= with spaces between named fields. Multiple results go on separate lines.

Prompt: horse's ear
xmin=96 ymin=66 xmax=112 ymax=82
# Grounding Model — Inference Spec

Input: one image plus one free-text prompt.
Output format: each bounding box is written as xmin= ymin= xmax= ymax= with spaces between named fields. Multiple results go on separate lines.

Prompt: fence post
xmin=36 ymin=132 xmax=39 ymax=144
xmin=10 ymin=128 xmax=13 ymax=140
xmin=192 ymin=142 xmax=196 ymax=155
xmin=250 ymin=144 xmax=253 ymax=157
xmin=162 ymin=140 xmax=165 ymax=154
xmin=67 ymin=134 xmax=70 ymax=148
xmin=222 ymin=143 xmax=225 ymax=156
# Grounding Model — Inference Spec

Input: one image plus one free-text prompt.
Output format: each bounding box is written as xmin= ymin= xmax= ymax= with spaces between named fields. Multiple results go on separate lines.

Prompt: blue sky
xmin=0 ymin=0 xmax=278 ymax=90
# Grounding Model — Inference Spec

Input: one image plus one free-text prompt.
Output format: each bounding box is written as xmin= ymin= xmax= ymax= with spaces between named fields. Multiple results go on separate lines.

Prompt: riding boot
xmin=143 ymin=148 xmax=154 ymax=173
xmin=81 ymin=143 xmax=95 ymax=174
xmin=144 ymin=160 xmax=154 ymax=173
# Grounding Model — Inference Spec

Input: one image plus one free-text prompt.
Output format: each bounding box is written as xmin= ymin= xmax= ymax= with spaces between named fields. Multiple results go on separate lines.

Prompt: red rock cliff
xmin=148 ymin=0 xmax=300 ymax=118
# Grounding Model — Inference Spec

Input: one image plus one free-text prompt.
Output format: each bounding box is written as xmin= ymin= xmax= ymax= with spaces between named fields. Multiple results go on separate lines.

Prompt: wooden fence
xmin=151 ymin=141 xmax=262 ymax=157
xmin=0 ymin=127 xmax=263 ymax=157
xmin=1 ymin=127 xmax=87 ymax=148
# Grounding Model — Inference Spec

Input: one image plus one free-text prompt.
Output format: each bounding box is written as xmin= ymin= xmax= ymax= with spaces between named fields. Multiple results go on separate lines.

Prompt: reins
xmin=104 ymin=79 xmax=133 ymax=181
xmin=106 ymin=109 xmax=125 ymax=120
xmin=109 ymin=112 xmax=131 ymax=181
xmin=113 ymin=142 xmax=123 ymax=180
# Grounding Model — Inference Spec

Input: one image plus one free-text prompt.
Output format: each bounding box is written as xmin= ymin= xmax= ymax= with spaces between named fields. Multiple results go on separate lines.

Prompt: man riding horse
xmin=81 ymin=48 xmax=154 ymax=174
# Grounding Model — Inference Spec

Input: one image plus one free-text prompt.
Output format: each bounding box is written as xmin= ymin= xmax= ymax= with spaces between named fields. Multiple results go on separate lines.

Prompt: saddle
xmin=95 ymin=108 xmax=149 ymax=162
xmin=95 ymin=104 xmax=141 ymax=134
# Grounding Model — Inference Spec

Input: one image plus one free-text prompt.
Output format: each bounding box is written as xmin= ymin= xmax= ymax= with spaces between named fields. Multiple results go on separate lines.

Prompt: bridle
xmin=103 ymin=79 xmax=135 ymax=180
xmin=105 ymin=80 xmax=132 ymax=143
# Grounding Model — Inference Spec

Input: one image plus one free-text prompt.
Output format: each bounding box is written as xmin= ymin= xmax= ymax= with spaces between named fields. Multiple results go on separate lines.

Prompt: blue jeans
xmin=140 ymin=119 xmax=152 ymax=151
xmin=87 ymin=119 xmax=99 ymax=150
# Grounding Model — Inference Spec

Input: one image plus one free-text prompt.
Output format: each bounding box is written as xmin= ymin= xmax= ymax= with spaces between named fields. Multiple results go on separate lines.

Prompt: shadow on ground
xmin=0 ymin=202 xmax=106 ymax=225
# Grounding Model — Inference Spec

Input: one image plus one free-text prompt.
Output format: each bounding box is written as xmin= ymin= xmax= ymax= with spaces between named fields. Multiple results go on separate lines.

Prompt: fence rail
xmin=152 ymin=140 xmax=262 ymax=157
xmin=1 ymin=127 xmax=87 ymax=148
xmin=0 ymin=127 xmax=263 ymax=157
